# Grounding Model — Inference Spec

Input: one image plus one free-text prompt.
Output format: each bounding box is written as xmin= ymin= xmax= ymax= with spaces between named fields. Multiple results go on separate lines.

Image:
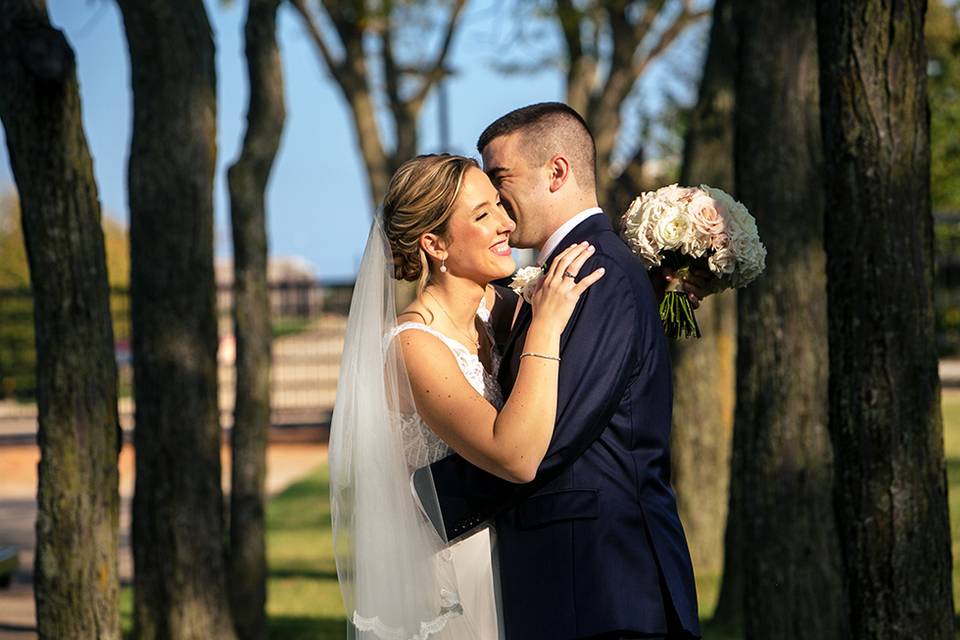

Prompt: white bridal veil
xmin=329 ymin=218 xmax=485 ymax=640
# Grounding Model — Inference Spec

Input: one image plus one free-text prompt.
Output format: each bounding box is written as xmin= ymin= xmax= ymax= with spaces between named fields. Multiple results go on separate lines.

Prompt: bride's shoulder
xmin=393 ymin=304 xmax=450 ymax=354
xmin=392 ymin=321 xmax=471 ymax=388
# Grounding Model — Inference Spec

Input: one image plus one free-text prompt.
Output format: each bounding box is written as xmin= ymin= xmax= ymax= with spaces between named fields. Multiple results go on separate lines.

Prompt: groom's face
xmin=482 ymin=132 xmax=549 ymax=250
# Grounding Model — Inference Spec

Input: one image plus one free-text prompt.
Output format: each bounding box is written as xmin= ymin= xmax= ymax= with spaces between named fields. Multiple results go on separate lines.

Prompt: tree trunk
xmin=817 ymin=1 xmax=955 ymax=637
xmin=115 ymin=2 xmax=236 ymax=638
xmin=732 ymin=0 xmax=848 ymax=638
xmin=670 ymin=0 xmax=737 ymax=602
xmin=0 ymin=2 xmax=120 ymax=638
xmin=345 ymin=87 xmax=392 ymax=208
xmin=227 ymin=0 xmax=285 ymax=638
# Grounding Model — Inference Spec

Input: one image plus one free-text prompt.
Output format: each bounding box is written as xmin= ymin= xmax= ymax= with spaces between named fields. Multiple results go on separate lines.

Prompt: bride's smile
xmin=428 ymin=166 xmax=517 ymax=284
xmin=489 ymin=239 xmax=511 ymax=257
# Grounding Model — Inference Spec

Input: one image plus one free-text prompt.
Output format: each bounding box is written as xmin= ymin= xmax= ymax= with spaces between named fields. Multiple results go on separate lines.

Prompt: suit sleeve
xmin=424 ymin=254 xmax=642 ymax=541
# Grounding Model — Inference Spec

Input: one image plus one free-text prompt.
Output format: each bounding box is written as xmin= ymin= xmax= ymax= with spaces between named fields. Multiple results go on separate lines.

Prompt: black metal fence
xmin=0 ymin=281 xmax=354 ymax=429
xmin=936 ymin=212 xmax=960 ymax=355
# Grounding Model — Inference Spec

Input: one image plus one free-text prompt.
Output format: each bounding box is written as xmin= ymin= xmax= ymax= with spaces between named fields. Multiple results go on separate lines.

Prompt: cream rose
xmin=652 ymin=208 xmax=690 ymax=250
xmin=509 ymin=265 xmax=545 ymax=303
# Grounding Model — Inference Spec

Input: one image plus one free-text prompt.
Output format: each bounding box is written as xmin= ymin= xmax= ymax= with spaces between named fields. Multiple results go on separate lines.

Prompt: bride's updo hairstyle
xmin=382 ymin=153 xmax=479 ymax=290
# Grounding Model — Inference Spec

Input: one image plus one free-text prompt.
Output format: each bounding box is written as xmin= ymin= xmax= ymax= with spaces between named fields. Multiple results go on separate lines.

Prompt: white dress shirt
xmin=537 ymin=207 xmax=604 ymax=266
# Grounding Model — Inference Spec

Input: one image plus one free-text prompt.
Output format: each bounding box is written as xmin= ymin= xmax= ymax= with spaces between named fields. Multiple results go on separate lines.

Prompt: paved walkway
xmin=0 ymin=439 xmax=328 ymax=639
xmin=940 ymin=358 xmax=960 ymax=386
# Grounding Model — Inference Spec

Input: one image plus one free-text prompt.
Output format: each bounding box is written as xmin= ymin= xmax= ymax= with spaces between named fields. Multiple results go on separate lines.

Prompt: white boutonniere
xmin=509 ymin=265 xmax=545 ymax=303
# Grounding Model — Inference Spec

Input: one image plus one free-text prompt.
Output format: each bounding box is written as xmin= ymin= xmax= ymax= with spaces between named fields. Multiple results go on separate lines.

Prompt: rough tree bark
xmin=732 ymin=0 xmax=848 ymax=637
xmin=227 ymin=0 xmax=285 ymax=638
xmin=115 ymin=2 xmax=237 ymax=638
xmin=0 ymin=2 xmax=120 ymax=638
xmin=817 ymin=1 xmax=955 ymax=637
xmin=669 ymin=0 xmax=737 ymax=609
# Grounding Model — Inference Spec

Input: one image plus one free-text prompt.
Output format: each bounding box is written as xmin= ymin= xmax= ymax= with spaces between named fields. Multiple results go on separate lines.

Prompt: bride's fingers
xmin=550 ymin=242 xmax=591 ymax=281
xmin=573 ymin=266 xmax=606 ymax=294
xmin=564 ymin=244 xmax=596 ymax=279
xmin=546 ymin=242 xmax=588 ymax=282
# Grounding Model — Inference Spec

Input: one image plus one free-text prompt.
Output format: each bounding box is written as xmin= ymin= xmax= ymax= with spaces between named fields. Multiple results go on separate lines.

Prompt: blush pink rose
xmin=711 ymin=232 xmax=730 ymax=251
xmin=658 ymin=183 xmax=698 ymax=204
xmin=688 ymin=192 xmax=728 ymax=237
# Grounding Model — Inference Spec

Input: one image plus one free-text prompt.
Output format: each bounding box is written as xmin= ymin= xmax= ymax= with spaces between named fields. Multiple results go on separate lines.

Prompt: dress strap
xmin=391 ymin=322 xmax=474 ymax=356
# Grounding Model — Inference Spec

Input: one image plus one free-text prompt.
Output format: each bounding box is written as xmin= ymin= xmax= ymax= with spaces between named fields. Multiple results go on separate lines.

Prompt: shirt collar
xmin=537 ymin=207 xmax=604 ymax=266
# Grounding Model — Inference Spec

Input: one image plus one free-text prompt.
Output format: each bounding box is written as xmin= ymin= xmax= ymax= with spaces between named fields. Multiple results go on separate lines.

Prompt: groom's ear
xmin=547 ymin=155 xmax=572 ymax=193
xmin=420 ymin=233 xmax=448 ymax=261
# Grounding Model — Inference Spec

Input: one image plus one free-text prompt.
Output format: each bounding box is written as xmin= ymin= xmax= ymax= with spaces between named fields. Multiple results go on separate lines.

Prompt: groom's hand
xmin=648 ymin=266 xmax=709 ymax=309
xmin=679 ymin=267 xmax=711 ymax=308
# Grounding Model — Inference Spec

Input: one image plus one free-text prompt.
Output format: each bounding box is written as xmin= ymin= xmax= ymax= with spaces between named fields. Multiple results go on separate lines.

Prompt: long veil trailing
xmin=329 ymin=218 xmax=486 ymax=640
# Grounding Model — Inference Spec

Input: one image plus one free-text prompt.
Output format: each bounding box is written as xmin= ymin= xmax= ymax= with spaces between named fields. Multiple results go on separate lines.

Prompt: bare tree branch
xmin=596 ymin=1 xmax=709 ymax=139
xmin=408 ymin=0 xmax=467 ymax=112
xmin=556 ymin=0 xmax=584 ymax=60
xmin=382 ymin=22 xmax=404 ymax=119
xmin=289 ymin=0 xmax=345 ymax=84
xmin=631 ymin=0 xmax=668 ymax=45
xmin=557 ymin=0 xmax=597 ymax=114
xmin=632 ymin=7 xmax=710 ymax=78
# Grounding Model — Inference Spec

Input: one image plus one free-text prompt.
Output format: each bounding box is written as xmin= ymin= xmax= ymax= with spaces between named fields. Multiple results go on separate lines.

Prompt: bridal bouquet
xmin=620 ymin=184 xmax=766 ymax=339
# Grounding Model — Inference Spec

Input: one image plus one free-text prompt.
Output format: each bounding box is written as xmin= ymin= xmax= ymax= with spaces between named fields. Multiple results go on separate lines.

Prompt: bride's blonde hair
xmin=381 ymin=153 xmax=479 ymax=291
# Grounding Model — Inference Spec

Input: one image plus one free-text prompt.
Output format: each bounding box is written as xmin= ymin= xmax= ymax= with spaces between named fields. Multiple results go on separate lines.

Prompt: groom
xmin=423 ymin=102 xmax=701 ymax=639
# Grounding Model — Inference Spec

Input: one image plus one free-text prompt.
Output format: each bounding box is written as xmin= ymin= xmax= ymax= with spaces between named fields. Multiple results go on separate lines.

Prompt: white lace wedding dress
xmin=387 ymin=301 xmax=504 ymax=640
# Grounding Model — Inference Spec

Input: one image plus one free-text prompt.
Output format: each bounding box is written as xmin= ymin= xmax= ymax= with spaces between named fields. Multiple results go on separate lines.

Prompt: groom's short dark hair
xmin=477 ymin=102 xmax=597 ymax=191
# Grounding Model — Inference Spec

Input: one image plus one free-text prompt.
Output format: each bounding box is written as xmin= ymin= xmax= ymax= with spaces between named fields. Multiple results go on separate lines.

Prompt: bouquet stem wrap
xmin=661 ymin=273 xmax=701 ymax=339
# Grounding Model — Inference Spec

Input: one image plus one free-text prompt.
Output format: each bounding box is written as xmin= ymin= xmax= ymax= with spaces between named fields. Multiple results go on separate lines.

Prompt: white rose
xmin=711 ymin=232 xmax=731 ymax=252
xmin=621 ymin=192 xmax=670 ymax=267
xmin=683 ymin=229 xmax=712 ymax=259
xmin=636 ymin=229 xmax=662 ymax=267
xmin=619 ymin=196 xmax=644 ymax=234
xmin=652 ymin=207 xmax=690 ymax=250
xmin=708 ymin=248 xmax=737 ymax=276
xmin=729 ymin=202 xmax=757 ymax=238
xmin=509 ymin=265 xmax=545 ymax=303
xmin=658 ymin=183 xmax=698 ymax=204
xmin=732 ymin=242 xmax=766 ymax=287
xmin=729 ymin=231 xmax=753 ymax=259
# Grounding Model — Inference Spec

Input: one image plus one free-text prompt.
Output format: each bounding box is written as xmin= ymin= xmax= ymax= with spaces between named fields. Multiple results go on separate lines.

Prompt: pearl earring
xmin=440 ymin=258 xmax=447 ymax=273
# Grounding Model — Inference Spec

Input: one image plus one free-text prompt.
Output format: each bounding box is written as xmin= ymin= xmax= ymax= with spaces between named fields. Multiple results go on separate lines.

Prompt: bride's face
xmin=437 ymin=167 xmax=516 ymax=283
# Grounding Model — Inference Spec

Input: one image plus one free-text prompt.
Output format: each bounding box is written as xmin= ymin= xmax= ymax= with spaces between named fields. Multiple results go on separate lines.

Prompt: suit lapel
xmin=499 ymin=302 xmax=531 ymax=394
xmin=500 ymin=214 xmax=614 ymax=391
xmin=502 ymin=301 xmax=530 ymax=359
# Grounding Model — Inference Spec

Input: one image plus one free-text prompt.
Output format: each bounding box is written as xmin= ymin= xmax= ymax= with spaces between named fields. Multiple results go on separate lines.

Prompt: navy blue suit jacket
xmin=425 ymin=214 xmax=701 ymax=639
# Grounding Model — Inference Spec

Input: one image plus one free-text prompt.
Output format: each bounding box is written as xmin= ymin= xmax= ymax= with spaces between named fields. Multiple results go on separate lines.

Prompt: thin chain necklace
xmin=423 ymin=288 xmax=480 ymax=351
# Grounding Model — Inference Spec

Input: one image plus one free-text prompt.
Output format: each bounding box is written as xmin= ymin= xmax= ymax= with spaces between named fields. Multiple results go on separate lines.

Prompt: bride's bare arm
xmin=399 ymin=243 xmax=604 ymax=483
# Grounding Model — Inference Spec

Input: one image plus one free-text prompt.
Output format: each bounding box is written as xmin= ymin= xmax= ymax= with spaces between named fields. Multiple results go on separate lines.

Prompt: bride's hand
xmin=530 ymin=242 xmax=606 ymax=332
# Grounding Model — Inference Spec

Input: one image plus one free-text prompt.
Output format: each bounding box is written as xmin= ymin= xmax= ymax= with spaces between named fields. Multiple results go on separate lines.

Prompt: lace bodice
xmin=388 ymin=301 xmax=504 ymax=469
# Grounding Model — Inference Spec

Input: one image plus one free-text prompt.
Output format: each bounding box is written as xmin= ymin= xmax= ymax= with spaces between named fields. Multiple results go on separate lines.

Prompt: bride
xmin=330 ymin=153 xmax=604 ymax=640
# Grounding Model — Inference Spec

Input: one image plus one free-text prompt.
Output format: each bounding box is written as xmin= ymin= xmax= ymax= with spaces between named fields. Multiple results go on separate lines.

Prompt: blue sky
xmin=0 ymin=0 xmax=706 ymax=280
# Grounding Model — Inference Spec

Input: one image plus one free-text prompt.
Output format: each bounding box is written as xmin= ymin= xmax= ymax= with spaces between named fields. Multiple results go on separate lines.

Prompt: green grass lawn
xmin=944 ymin=391 xmax=960 ymax=614
xmin=120 ymin=393 xmax=960 ymax=638
xmin=264 ymin=465 xmax=346 ymax=638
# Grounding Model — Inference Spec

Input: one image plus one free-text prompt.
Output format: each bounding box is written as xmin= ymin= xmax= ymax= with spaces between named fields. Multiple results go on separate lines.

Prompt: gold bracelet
xmin=519 ymin=351 xmax=561 ymax=362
